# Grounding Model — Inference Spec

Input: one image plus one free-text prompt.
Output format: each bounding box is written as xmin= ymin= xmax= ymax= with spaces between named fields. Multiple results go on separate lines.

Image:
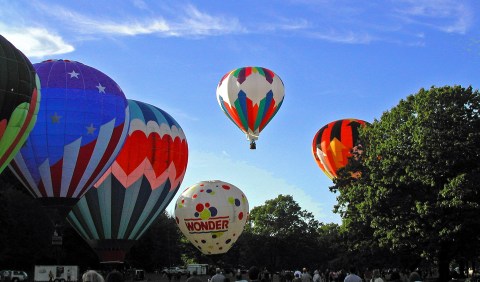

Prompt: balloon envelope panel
xmin=175 ymin=180 xmax=249 ymax=255
xmin=67 ymin=99 xmax=188 ymax=262
xmin=312 ymin=118 xmax=367 ymax=179
xmin=0 ymin=35 xmax=40 ymax=173
xmin=216 ymin=66 xmax=284 ymax=142
xmin=9 ymin=59 xmax=128 ymax=203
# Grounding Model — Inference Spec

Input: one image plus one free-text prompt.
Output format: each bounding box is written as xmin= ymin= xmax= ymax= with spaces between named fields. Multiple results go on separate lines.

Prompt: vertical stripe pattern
xmin=0 ymin=35 xmax=41 ymax=173
xmin=312 ymin=118 xmax=367 ymax=180
xmin=216 ymin=66 xmax=284 ymax=144
xmin=8 ymin=59 xmax=128 ymax=211
xmin=67 ymin=99 xmax=188 ymax=262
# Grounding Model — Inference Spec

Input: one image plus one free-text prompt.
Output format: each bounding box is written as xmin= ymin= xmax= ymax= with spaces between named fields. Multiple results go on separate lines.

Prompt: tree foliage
xmin=247 ymin=194 xmax=322 ymax=270
xmin=332 ymin=85 xmax=480 ymax=281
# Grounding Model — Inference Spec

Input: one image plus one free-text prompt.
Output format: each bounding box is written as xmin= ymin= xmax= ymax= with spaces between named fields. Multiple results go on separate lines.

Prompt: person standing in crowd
xmin=211 ymin=268 xmax=226 ymax=282
xmin=248 ymin=267 xmax=261 ymax=282
xmin=106 ymin=270 xmax=124 ymax=282
xmin=293 ymin=271 xmax=302 ymax=282
xmin=262 ymin=268 xmax=271 ymax=282
xmin=343 ymin=268 xmax=362 ymax=282
xmin=235 ymin=269 xmax=248 ymax=282
xmin=363 ymin=268 xmax=372 ymax=282
xmin=408 ymin=271 xmax=422 ymax=282
xmin=372 ymin=269 xmax=384 ymax=282
xmin=187 ymin=277 xmax=203 ymax=282
xmin=302 ymin=268 xmax=312 ymax=282
xmin=82 ymin=270 xmax=104 ymax=282
xmin=285 ymin=271 xmax=294 ymax=282
xmin=313 ymin=270 xmax=321 ymax=282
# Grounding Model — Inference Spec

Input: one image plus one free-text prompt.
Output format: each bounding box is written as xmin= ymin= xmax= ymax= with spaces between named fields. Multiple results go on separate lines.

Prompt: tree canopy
xmin=332 ymin=85 xmax=480 ymax=281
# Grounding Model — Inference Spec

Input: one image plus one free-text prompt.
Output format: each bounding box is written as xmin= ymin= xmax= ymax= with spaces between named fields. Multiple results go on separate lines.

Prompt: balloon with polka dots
xmin=174 ymin=180 xmax=249 ymax=255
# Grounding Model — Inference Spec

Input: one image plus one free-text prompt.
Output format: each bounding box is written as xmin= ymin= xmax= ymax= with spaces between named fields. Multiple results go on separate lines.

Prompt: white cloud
xmin=173 ymin=5 xmax=246 ymax=36
xmin=309 ymin=29 xmax=375 ymax=44
xmin=36 ymin=4 xmax=245 ymax=38
xmin=395 ymin=0 xmax=473 ymax=34
xmin=0 ymin=26 xmax=74 ymax=58
xmin=132 ymin=0 xmax=148 ymax=10
xmin=165 ymin=150 xmax=339 ymax=223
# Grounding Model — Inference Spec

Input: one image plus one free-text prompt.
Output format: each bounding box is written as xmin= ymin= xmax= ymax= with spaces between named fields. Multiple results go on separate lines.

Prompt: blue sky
xmin=2 ymin=0 xmax=480 ymax=224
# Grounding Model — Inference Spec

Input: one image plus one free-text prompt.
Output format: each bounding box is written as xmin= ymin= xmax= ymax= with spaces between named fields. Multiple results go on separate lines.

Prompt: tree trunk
xmin=438 ymin=245 xmax=450 ymax=282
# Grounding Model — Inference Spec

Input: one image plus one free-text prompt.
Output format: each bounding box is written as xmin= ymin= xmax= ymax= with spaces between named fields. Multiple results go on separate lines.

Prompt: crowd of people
xmin=78 ymin=266 xmax=470 ymax=282
xmin=202 ymin=267 xmax=428 ymax=282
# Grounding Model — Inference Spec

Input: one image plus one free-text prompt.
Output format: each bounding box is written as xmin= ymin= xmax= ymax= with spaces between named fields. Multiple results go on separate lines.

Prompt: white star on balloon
xmin=96 ymin=83 xmax=106 ymax=93
xmin=68 ymin=70 xmax=80 ymax=78
xmin=86 ymin=123 xmax=97 ymax=135
xmin=51 ymin=112 xmax=62 ymax=123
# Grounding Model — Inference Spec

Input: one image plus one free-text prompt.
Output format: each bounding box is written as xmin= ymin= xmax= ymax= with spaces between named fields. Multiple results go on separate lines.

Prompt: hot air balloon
xmin=8 ymin=59 xmax=129 ymax=228
xmin=216 ymin=67 xmax=284 ymax=149
xmin=0 ymin=34 xmax=41 ymax=173
xmin=67 ymin=99 xmax=188 ymax=262
xmin=175 ymin=180 xmax=249 ymax=255
xmin=312 ymin=118 xmax=367 ymax=180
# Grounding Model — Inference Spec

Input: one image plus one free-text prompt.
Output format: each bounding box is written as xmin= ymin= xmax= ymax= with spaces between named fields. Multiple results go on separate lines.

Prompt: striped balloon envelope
xmin=67 ymin=99 xmax=189 ymax=262
xmin=312 ymin=118 xmax=367 ymax=180
xmin=0 ymin=35 xmax=41 ymax=173
xmin=216 ymin=66 xmax=285 ymax=149
xmin=8 ymin=59 xmax=129 ymax=223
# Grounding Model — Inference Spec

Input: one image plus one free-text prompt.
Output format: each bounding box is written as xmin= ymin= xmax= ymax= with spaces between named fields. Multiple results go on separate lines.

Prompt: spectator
xmin=363 ymin=268 xmax=372 ymax=282
xmin=313 ymin=270 xmax=321 ymax=282
xmin=372 ymin=269 xmax=384 ymax=282
xmin=187 ymin=278 xmax=203 ymax=282
xmin=211 ymin=268 xmax=226 ymax=282
xmin=106 ymin=270 xmax=124 ymax=282
xmin=408 ymin=271 xmax=421 ymax=282
xmin=83 ymin=270 xmax=104 ymax=282
xmin=293 ymin=271 xmax=302 ymax=282
xmin=302 ymin=268 xmax=312 ymax=282
xmin=344 ymin=268 xmax=362 ymax=282
xmin=248 ymin=267 xmax=261 ymax=282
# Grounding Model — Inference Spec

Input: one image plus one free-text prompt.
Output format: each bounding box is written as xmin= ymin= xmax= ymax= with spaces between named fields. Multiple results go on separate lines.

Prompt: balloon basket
xmin=249 ymin=140 xmax=256 ymax=150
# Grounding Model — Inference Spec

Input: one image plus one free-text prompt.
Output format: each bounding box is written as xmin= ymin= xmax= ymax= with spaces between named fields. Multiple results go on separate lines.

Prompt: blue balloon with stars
xmin=9 ymin=59 xmax=129 ymax=210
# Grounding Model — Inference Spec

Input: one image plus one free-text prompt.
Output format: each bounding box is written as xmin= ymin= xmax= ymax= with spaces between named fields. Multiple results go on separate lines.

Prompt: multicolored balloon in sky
xmin=216 ymin=66 xmax=285 ymax=149
xmin=9 ymin=59 xmax=129 ymax=223
xmin=175 ymin=180 xmax=249 ymax=255
xmin=312 ymin=118 xmax=367 ymax=180
xmin=67 ymin=99 xmax=189 ymax=262
xmin=0 ymin=35 xmax=41 ymax=173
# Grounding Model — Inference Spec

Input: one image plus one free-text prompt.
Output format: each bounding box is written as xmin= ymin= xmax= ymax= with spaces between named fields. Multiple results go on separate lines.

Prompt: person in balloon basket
xmin=211 ymin=268 xmax=226 ymax=282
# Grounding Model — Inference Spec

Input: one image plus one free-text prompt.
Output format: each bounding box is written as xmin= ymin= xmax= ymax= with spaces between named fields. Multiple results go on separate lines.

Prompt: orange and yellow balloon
xmin=312 ymin=118 xmax=367 ymax=179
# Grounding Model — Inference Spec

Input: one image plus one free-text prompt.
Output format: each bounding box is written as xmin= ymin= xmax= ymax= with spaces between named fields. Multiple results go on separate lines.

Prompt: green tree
xmin=127 ymin=211 xmax=185 ymax=270
xmin=248 ymin=194 xmax=321 ymax=270
xmin=332 ymin=86 xmax=480 ymax=282
xmin=0 ymin=185 xmax=53 ymax=268
xmin=316 ymin=223 xmax=347 ymax=270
